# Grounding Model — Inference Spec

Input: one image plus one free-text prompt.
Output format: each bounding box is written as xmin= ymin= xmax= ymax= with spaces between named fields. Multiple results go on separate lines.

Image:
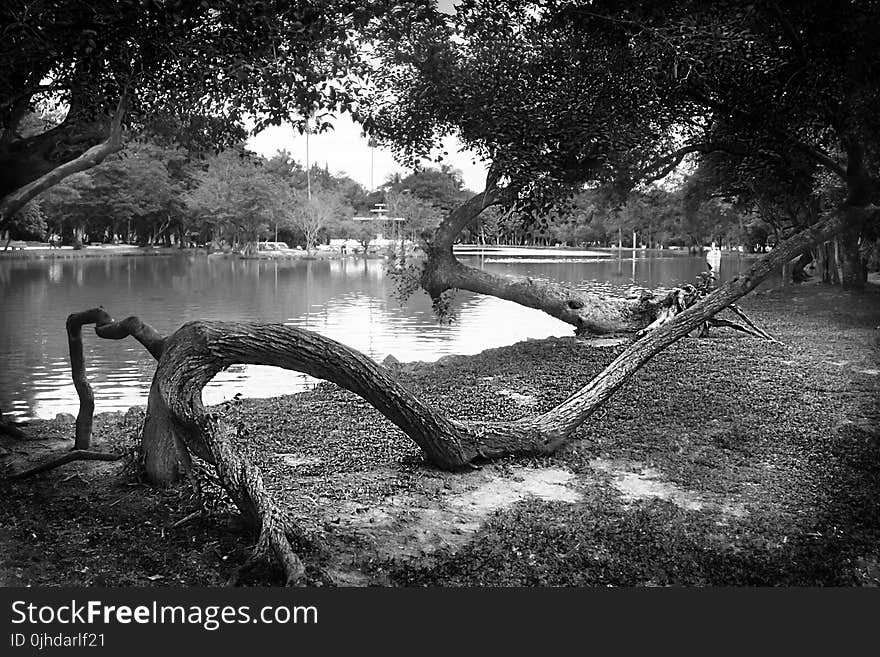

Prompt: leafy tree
xmin=289 ymin=187 xmax=350 ymax=253
xmin=384 ymin=189 xmax=444 ymax=243
xmin=360 ymin=0 xmax=880 ymax=330
xmin=185 ymin=149 xmax=283 ymax=252
xmin=384 ymin=166 xmax=470 ymax=213
xmin=2 ymin=200 xmax=45 ymax=249
xmin=334 ymin=218 xmax=377 ymax=252
xmin=0 ymin=0 xmax=394 ymax=225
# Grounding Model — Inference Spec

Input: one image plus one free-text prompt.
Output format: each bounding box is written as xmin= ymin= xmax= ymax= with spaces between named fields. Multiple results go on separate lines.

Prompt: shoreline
xmin=0 ymin=242 xmax=758 ymax=262
xmin=0 ymin=245 xmax=389 ymax=261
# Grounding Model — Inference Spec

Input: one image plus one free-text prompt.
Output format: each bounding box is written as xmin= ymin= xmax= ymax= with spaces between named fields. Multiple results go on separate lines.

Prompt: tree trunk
xmin=141 ymin=381 xmax=194 ymax=484
xmin=421 ymin=189 xmax=688 ymax=334
xmin=838 ymin=228 xmax=867 ymax=290
xmin=422 ymin=251 xmax=661 ymax=334
xmin=791 ymin=249 xmax=813 ymax=283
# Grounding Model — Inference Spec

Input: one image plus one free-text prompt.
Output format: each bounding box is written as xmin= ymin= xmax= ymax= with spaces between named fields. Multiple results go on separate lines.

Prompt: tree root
xmin=205 ymin=418 xmax=307 ymax=585
xmin=10 ymin=449 xmax=121 ymax=479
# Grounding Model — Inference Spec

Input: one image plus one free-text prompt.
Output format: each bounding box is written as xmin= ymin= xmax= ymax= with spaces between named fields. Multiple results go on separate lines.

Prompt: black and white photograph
xmin=1 ymin=0 xmax=879 ymax=623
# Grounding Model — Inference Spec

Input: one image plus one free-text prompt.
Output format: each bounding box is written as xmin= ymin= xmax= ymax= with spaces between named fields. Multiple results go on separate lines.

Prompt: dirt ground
xmin=1 ymin=280 xmax=878 ymax=586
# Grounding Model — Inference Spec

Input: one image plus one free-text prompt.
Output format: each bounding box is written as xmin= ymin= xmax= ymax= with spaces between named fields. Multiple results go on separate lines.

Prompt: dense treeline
xmin=5 ymin=132 xmax=798 ymax=255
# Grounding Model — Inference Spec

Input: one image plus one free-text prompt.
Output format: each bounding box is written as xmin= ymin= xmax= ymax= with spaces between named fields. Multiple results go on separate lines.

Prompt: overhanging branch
xmin=638 ymin=141 xmax=748 ymax=183
xmin=0 ymin=95 xmax=128 ymax=228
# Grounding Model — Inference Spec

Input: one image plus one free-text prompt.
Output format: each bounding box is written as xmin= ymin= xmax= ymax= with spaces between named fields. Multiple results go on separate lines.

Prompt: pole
xmin=306 ymin=129 xmax=311 ymax=201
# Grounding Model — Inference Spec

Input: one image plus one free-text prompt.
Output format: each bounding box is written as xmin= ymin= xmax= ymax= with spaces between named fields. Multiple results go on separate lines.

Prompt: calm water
xmin=0 ymin=249 xmax=765 ymax=419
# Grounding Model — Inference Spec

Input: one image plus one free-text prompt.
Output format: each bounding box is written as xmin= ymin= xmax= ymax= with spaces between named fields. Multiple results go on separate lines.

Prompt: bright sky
xmin=245 ymin=0 xmax=489 ymax=193
xmin=247 ymin=122 xmax=489 ymax=194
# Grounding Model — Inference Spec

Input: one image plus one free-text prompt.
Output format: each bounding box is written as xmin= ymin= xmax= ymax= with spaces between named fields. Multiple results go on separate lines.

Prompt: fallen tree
xmin=10 ymin=204 xmax=863 ymax=584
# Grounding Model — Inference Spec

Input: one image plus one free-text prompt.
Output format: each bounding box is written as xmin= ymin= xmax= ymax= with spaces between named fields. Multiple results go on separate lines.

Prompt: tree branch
xmin=10 ymin=450 xmax=121 ymax=480
xmin=638 ymin=141 xmax=748 ymax=183
xmin=0 ymin=95 xmax=128 ymax=228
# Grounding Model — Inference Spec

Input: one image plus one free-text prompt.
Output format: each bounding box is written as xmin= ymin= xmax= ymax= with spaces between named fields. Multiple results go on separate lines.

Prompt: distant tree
xmin=335 ymin=218 xmax=377 ymax=252
xmin=185 ymin=150 xmax=282 ymax=252
xmin=384 ymin=166 xmax=470 ymax=214
xmin=2 ymin=200 xmax=46 ymax=249
xmin=289 ymin=188 xmax=350 ymax=254
xmin=384 ymin=189 xmax=444 ymax=243
xmin=0 ymin=0 xmax=390 ymax=226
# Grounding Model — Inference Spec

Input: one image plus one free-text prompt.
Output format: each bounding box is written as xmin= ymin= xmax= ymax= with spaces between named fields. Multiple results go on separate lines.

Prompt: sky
xmin=246 ymin=121 xmax=489 ymax=194
xmin=244 ymin=1 xmax=489 ymax=193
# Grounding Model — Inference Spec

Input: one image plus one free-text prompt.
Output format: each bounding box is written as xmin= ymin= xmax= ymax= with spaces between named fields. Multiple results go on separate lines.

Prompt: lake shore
xmin=0 ymin=244 xmax=382 ymax=261
xmin=2 ymin=282 xmax=878 ymax=586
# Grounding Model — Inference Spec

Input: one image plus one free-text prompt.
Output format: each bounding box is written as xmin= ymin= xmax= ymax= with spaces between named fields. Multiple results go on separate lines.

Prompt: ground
xmin=1 ymin=282 xmax=878 ymax=586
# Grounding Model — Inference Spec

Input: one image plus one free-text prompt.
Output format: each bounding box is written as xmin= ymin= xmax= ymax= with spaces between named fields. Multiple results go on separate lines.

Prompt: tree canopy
xmin=0 ymin=0 xmax=406 ymax=224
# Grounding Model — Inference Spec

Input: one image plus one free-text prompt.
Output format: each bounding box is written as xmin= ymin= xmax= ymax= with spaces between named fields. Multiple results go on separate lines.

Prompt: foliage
xmin=364 ymin=1 xmax=684 ymax=215
xmin=184 ymin=149 xmax=284 ymax=251
xmin=334 ymin=218 xmax=376 ymax=249
xmin=289 ymin=188 xmax=352 ymax=253
xmin=385 ymin=257 xmax=426 ymax=306
xmin=0 ymin=0 xmax=407 ymax=221
xmin=362 ymin=0 xmax=879 ymax=261
xmin=5 ymin=200 xmax=46 ymax=240
xmin=383 ymin=189 xmax=444 ymax=244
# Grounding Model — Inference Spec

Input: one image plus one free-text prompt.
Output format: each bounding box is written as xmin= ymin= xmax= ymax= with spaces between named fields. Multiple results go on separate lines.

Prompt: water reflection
xmin=0 ymin=251 xmax=768 ymax=419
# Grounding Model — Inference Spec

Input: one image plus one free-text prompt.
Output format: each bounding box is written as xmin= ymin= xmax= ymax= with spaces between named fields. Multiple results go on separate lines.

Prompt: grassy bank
xmin=1 ymin=282 xmax=878 ymax=586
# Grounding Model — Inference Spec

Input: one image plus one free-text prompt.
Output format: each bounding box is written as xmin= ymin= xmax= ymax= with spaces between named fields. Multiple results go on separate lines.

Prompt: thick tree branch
xmin=430 ymin=173 xmax=508 ymax=252
xmin=638 ymin=141 xmax=749 ymax=183
xmin=0 ymin=96 xmax=127 ymax=228
xmin=67 ymin=307 xmax=167 ymax=450
xmin=431 ymin=256 xmax=659 ymax=334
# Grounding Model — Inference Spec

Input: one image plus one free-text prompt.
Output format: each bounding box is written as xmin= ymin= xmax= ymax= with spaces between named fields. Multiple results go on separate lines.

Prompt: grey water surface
xmin=0 ymin=249 xmax=766 ymax=419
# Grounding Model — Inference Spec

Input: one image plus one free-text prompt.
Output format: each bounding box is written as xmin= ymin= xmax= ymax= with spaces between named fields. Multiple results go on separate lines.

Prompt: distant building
xmin=351 ymin=203 xmax=405 ymax=240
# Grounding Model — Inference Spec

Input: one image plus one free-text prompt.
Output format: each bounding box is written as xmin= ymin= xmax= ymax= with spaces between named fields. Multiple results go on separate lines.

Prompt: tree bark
xmin=791 ymin=249 xmax=813 ymax=283
xmin=837 ymin=227 xmax=867 ymax=290
xmin=422 ymin=251 xmax=662 ymax=334
xmin=420 ymin=188 xmax=726 ymax=334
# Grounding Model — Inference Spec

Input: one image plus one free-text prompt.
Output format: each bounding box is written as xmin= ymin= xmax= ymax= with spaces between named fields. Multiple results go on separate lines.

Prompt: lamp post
xmin=305 ymin=125 xmax=312 ymax=201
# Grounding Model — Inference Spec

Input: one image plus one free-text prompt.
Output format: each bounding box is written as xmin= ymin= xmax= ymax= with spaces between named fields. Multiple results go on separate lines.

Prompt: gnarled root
xmin=10 ymin=449 xmax=121 ymax=479
xmin=204 ymin=417 xmax=307 ymax=585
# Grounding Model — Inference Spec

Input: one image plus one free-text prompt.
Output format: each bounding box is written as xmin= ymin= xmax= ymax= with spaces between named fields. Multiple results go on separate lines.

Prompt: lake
xmin=0 ymin=248 xmax=767 ymax=420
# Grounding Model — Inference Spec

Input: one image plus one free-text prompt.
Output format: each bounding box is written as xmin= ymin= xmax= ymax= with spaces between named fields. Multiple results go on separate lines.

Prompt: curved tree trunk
xmin=420 ymin=188 xmax=691 ymax=334
xmin=423 ymin=250 xmax=663 ymax=334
